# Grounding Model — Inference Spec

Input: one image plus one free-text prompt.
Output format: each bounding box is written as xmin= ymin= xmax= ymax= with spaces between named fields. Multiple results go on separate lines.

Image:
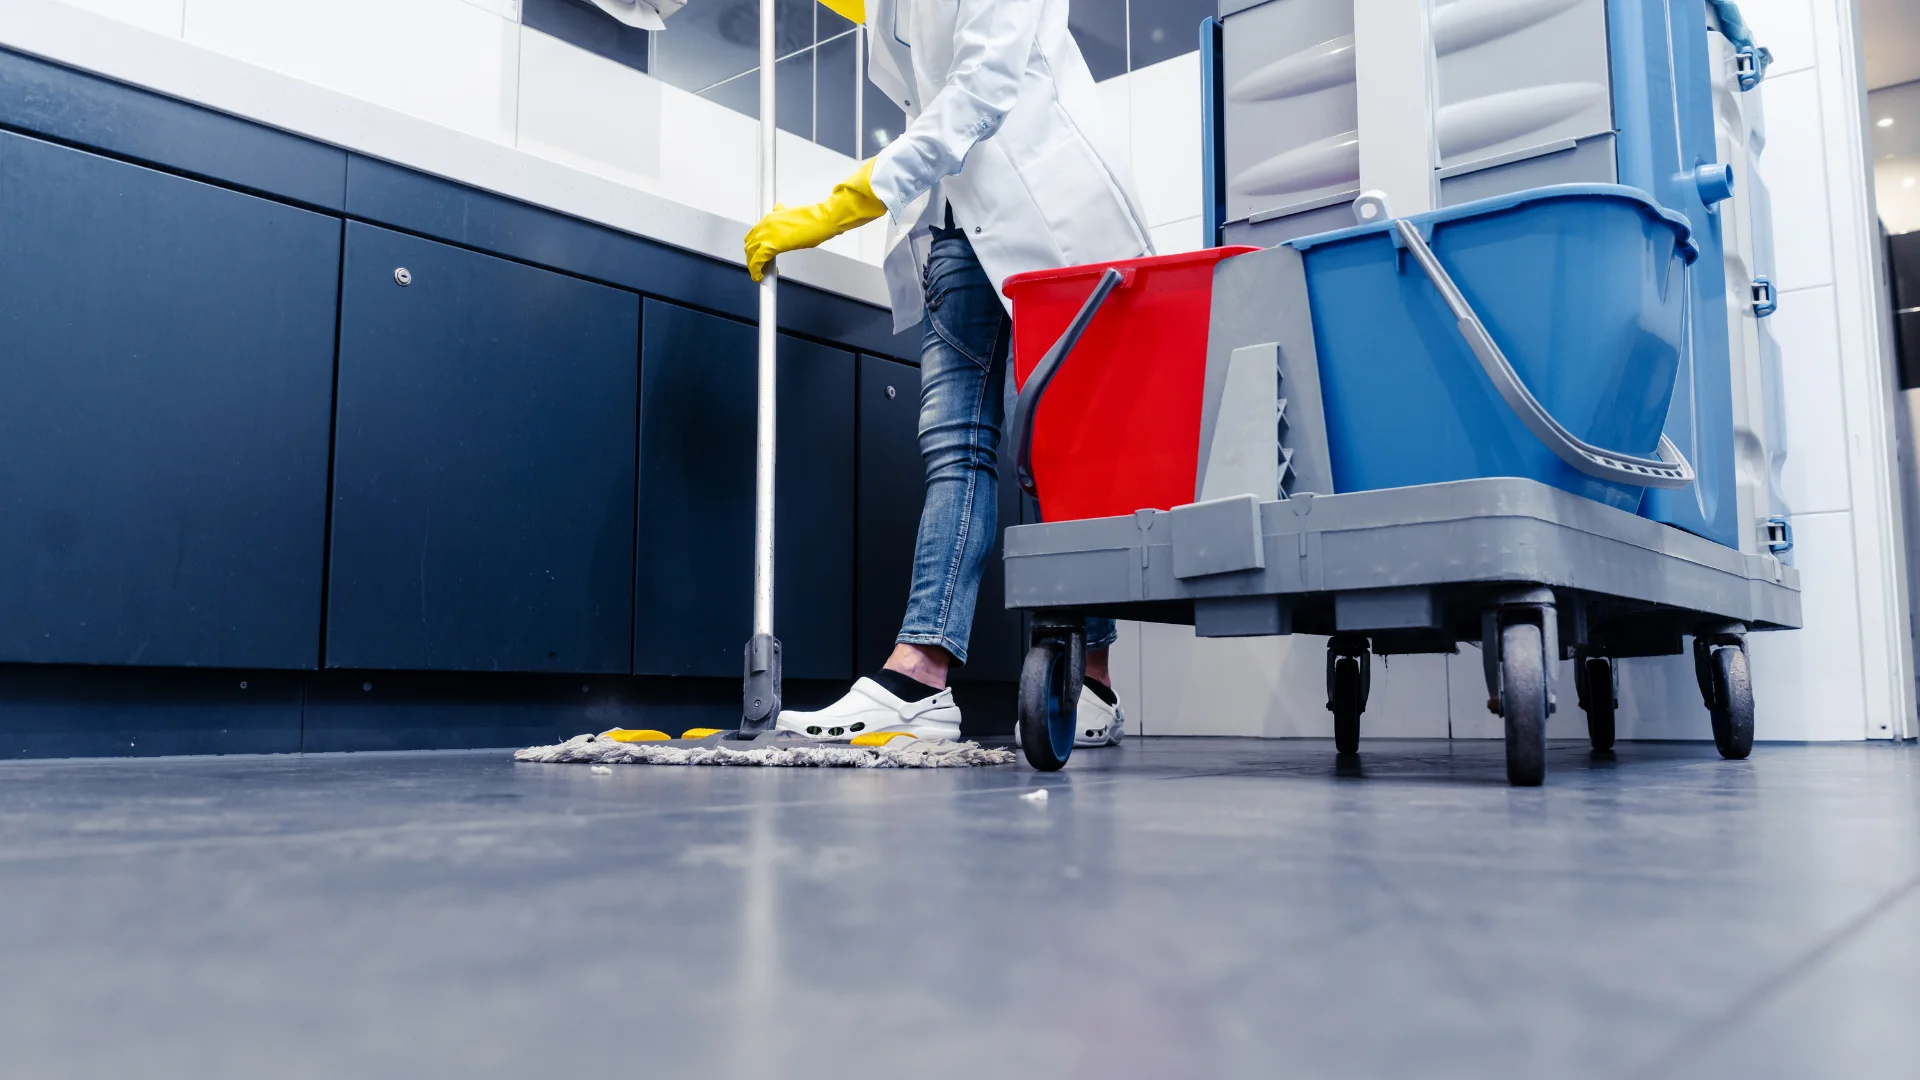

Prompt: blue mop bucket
xmin=1287 ymin=184 xmax=1699 ymax=511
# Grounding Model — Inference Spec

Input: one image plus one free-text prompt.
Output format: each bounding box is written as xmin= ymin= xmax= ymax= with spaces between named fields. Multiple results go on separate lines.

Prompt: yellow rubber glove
xmin=744 ymin=158 xmax=887 ymax=283
xmin=818 ymin=0 xmax=865 ymax=23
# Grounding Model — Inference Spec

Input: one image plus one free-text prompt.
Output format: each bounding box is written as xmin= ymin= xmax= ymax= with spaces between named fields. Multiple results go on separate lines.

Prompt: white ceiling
xmin=1862 ymin=0 xmax=1920 ymax=91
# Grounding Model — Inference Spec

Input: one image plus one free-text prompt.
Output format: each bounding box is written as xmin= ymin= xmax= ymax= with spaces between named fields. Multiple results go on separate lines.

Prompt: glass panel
xmin=816 ymin=30 xmax=860 ymax=157
xmin=699 ymin=47 xmax=816 ymax=139
xmin=654 ymin=0 xmax=815 ymax=95
xmin=816 ymin=3 xmax=857 ymax=41
xmin=1069 ymin=2 xmax=1128 ymax=81
xmin=521 ymin=0 xmax=650 ymax=72
xmin=861 ymin=78 xmax=906 ymax=158
xmin=1129 ymin=0 xmax=1214 ymax=70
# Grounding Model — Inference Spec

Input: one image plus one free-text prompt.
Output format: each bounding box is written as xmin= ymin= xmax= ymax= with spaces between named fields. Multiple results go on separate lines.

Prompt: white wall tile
xmin=1747 ymin=510 xmax=1871 ymax=740
xmin=1148 ymin=216 xmax=1204 ymax=256
xmin=1137 ymin=622 xmax=1264 ymax=737
xmin=57 ymin=0 xmax=182 ymax=36
xmin=1610 ymin=653 xmax=1713 ymax=741
xmin=1448 ymin=650 xmax=1596 ymax=740
xmin=183 ymin=0 xmax=521 ymax=146
xmin=1731 ymin=0 xmax=1817 ymax=78
xmin=1770 ymin=284 xmax=1851 ymax=515
xmin=1136 ymin=625 xmax=1448 ymax=738
xmin=460 ymin=0 xmax=519 ymax=18
xmin=1354 ymin=652 xmax=1452 ymax=738
xmin=1126 ymin=51 xmax=1203 ymax=229
xmin=1109 ymin=621 xmax=1146 ymax=737
xmin=1758 ymin=70 xmax=1836 ymax=292
xmin=1446 ymin=649 xmax=1497 ymax=738
xmin=654 ymin=80 xmax=757 ymax=222
xmin=516 ymin=28 xmax=661 ymax=188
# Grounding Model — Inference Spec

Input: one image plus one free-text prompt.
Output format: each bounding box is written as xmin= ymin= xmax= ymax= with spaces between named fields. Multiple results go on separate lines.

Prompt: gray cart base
xmin=1002 ymin=478 xmax=1802 ymax=784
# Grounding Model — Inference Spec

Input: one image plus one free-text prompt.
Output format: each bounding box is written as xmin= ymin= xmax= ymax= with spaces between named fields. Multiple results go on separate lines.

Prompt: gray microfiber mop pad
xmin=515 ymin=732 xmax=1015 ymax=768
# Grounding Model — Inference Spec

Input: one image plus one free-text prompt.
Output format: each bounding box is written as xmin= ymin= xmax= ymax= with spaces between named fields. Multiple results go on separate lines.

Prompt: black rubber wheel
xmin=1501 ymin=621 xmax=1547 ymax=787
xmin=1708 ymin=645 xmax=1754 ymax=760
xmin=1331 ymin=656 xmax=1363 ymax=754
xmin=1582 ymin=656 xmax=1616 ymax=752
xmin=1018 ymin=636 xmax=1083 ymax=772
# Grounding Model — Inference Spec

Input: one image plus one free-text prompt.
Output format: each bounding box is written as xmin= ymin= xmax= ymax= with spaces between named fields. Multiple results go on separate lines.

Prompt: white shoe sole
xmin=781 ymin=717 xmax=962 ymax=742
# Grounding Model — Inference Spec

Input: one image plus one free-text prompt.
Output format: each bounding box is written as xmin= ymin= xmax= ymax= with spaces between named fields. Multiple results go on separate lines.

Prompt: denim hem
xmin=895 ymin=632 xmax=968 ymax=666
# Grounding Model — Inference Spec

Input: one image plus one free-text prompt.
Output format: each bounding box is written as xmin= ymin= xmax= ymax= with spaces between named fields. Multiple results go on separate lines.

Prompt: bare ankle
xmin=885 ymin=643 xmax=953 ymax=689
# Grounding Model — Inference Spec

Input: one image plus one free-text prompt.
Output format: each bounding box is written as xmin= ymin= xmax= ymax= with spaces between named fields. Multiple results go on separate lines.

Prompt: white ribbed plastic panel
xmin=1708 ymin=12 xmax=1792 ymax=559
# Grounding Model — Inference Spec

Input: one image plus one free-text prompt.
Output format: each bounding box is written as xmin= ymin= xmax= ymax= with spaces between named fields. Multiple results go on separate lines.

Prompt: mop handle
xmin=744 ymin=0 xmax=783 ymax=730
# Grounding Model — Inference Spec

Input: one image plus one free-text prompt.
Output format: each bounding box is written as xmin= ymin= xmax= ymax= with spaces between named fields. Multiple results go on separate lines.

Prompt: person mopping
xmin=745 ymin=0 xmax=1154 ymax=747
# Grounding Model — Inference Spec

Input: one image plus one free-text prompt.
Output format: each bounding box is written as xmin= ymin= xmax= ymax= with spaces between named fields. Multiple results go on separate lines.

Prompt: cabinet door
xmin=634 ymin=301 xmax=854 ymax=680
xmin=0 ymin=132 xmax=339 ymax=668
xmin=326 ymin=223 xmax=640 ymax=673
xmin=855 ymin=357 xmax=922 ymax=673
xmin=855 ymin=355 xmax=1024 ymax=682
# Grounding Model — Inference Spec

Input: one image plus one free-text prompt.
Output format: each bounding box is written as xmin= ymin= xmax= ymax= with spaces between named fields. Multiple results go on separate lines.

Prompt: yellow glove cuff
xmin=829 ymin=158 xmax=888 ymax=227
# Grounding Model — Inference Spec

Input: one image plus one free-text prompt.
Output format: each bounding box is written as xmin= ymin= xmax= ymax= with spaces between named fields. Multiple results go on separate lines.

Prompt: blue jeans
xmin=896 ymin=225 xmax=1117 ymax=666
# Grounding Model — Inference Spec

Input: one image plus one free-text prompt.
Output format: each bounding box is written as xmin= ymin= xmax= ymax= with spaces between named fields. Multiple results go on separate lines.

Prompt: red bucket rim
xmin=1001 ymin=245 xmax=1261 ymax=299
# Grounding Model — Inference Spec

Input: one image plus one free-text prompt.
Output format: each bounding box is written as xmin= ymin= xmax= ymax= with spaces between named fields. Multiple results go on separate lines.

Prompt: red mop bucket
xmin=1005 ymin=246 xmax=1258 ymax=523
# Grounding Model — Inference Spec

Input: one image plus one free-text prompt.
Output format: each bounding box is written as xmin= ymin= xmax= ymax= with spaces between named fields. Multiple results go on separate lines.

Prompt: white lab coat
xmin=865 ymin=0 xmax=1154 ymax=333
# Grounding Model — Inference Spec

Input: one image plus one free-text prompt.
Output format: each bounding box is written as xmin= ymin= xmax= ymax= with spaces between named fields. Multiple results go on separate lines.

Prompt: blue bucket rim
xmin=1284 ymin=184 xmax=1700 ymax=265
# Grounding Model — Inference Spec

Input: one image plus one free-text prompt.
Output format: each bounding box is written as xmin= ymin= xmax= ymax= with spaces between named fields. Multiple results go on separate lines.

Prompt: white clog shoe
xmin=777 ymin=677 xmax=963 ymax=742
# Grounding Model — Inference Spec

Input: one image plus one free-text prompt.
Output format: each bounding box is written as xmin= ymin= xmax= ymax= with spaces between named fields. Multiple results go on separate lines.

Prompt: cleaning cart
xmin=999 ymin=184 xmax=1801 ymax=785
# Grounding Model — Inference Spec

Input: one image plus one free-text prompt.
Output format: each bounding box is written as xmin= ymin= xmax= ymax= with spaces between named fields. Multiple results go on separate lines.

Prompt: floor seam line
xmin=1630 ymin=866 xmax=1920 ymax=1078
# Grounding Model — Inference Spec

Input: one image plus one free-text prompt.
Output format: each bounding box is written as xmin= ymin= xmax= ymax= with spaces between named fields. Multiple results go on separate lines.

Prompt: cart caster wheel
xmin=1500 ymin=622 xmax=1547 ymax=787
xmin=1330 ymin=656 xmax=1363 ymax=754
xmin=1324 ymin=635 xmax=1370 ymax=756
xmin=1706 ymin=645 xmax=1754 ymax=760
xmin=1019 ymin=630 xmax=1085 ymax=772
xmin=1578 ymin=655 xmax=1616 ymax=752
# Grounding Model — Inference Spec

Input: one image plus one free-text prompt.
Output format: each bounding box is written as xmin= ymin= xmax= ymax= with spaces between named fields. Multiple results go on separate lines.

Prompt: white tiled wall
xmin=59 ymin=0 xmax=182 ymax=36
xmin=53 ymin=0 xmax=867 ymax=257
xmin=185 ymin=0 xmax=525 ymax=146
xmin=1771 ymin=286 xmax=1852 ymax=516
xmin=1105 ymin=0 xmax=1910 ymax=743
xmin=516 ymin=27 xmax=662 ymax=187
xmin=1127 ymin=52 xmax=1204 ymax=235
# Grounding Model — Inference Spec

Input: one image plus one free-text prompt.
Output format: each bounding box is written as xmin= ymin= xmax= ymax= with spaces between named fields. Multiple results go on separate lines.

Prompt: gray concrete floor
xmin=1 ymin=738 xmax=1916 ymax=1080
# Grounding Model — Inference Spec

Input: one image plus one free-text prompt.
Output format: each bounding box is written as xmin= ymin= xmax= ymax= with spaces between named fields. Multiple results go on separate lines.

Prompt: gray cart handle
xmin=1371 ymin=198 xmax=1695 ymax=489
xmin=1009 ymin=267 xmax=1127 ymax=495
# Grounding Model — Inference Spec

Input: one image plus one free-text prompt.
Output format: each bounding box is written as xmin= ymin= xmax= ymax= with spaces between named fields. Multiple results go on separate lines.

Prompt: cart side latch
xmin=1765 ymin=516 xmax=1793 ymax=554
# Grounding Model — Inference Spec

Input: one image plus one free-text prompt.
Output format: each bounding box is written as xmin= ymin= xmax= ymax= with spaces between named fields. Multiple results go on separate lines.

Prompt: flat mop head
xmin=515 ymin=728 xmax=1015 ymax=768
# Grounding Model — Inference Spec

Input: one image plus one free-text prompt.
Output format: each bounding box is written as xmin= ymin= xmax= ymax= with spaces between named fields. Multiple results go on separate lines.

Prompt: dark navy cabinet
xmin=855 ymin=356 xmax=923 ymax=673
xmin=634 ymin=301 xmax=855 ymax=680
xmin=0 ymin=131 xmax=340 ymax=669
xmin=0 ymin=48 xmax=932 ymax=755
xmin=325 ymin=223 xmax=640 ymax=673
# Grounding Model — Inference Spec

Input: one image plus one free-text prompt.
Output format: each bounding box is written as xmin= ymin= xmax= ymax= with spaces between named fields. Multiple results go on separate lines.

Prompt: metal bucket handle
xmin=1008 ymin=266 xmax=1128 ymax=496
xmin=1359 ymin=192 xmax=1695 ymax=490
